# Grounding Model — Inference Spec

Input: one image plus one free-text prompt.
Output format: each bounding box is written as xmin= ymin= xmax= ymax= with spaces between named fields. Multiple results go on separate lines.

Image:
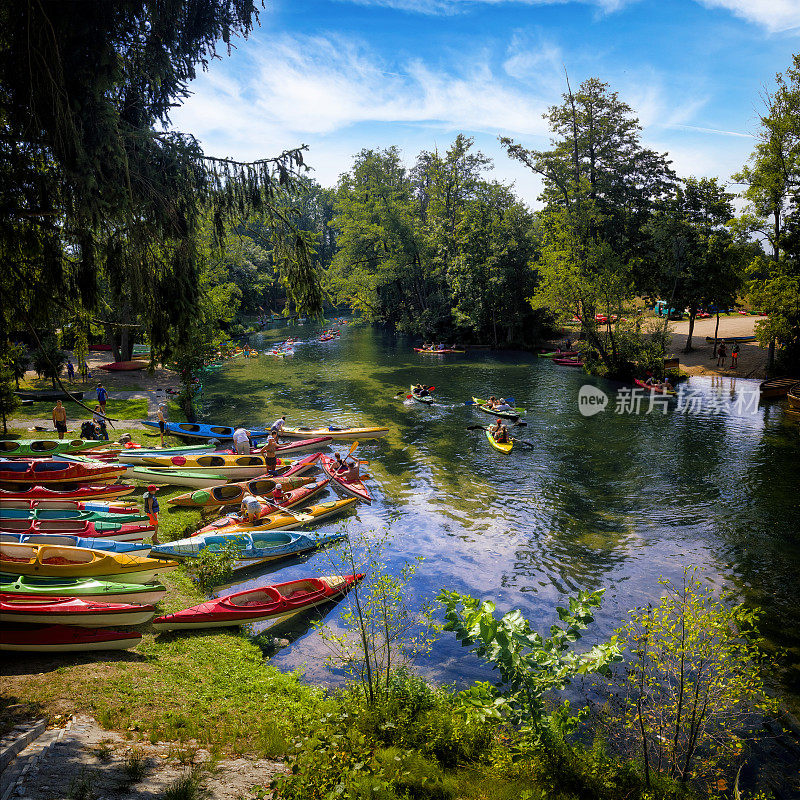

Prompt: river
xmin=197 ymin=320 xmax=800 ymax=699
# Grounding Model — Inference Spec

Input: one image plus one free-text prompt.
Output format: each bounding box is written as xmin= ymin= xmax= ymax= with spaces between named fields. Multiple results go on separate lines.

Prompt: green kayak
xmin=0 ymin=573 xmax=167 ymax=604
xmin=0 ymin=438 xmax=107 ymax=458
xmin=471 ymin=397 xmax=526 ymax=419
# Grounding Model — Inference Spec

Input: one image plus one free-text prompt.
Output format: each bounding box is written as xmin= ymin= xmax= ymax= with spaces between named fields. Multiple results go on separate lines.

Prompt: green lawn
xmin=8 ymin=398 xmax=150 ymax=423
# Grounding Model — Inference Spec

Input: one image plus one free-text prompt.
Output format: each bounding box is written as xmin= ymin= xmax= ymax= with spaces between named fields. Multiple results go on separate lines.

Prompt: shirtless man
xmin=263 ymin=433 xmax=279 ymax=474
xmin=52 ymin=400 xmax=68 ymax=440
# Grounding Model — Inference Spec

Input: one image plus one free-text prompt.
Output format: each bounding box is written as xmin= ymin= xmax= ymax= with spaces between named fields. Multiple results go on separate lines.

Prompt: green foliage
xmin=316 ymin=528 xmax=439 ymax=704
xmin=31 ymin=336 xmax=67 ymax=388
xmin=185 ymin=540 xmax=246 ymax=592
xmin=3 ymin=342 xmax=28 ymax=388
xmin=607 ymin=566 xmax=778 ymax=787
xmin=0 ymin=365 xmax=20 ymax=434
xmin=438 ymin=588 xmax=622 ymax=742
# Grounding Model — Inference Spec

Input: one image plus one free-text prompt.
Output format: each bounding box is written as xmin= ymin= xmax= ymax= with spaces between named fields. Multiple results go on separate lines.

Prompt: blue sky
xmin=171 ymin=0 xmax=800 ymax=206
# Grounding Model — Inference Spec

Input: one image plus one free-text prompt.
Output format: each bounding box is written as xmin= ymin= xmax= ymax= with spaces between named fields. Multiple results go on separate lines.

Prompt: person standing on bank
xmin=67 ymin=360 xmax=75 ymax=382
xmin=143 ymin=484 xmax=160 ymax=544
xmin=96 ymin=382 xmax=108 ymax=414
xmin=52 ymin=400 xmax=68 ymax=440
xmin=157 ymin=404 xmax=167 ymax=447
xmin=232 ymin=427 xmax=251 ymax=455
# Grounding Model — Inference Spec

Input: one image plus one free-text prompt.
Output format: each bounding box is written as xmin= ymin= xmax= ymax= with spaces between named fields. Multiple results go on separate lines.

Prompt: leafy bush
xmin=185 ymin=540 xmax=245 ymax=591
xmin=31 ymin=336 xmax=67 ymax=387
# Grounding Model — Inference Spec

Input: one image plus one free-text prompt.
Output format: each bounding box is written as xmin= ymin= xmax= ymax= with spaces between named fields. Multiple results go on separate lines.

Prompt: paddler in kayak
xmin=413 ymin=384 xmax=430 ymax=397
xmin=489 ymin=418 xmax=503 ymax=437
xmin=494 ymin=424 xmax=511 ymax=444
xmin=332 ymin=452 xmax=348 ymax=473
xmin=495 ymin=398 xmax=514 ymax=413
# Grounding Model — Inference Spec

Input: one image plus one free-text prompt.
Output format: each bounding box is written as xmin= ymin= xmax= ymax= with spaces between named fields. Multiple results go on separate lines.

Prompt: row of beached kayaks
xmin=140 ymin=420 xmax=390 ymax=441
xmin=0 ymin=420 xmax=383 ymax=650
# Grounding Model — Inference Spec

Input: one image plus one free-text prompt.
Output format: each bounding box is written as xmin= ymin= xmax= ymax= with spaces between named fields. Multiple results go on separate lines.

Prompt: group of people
xmin=412 ymin=384 xmax=431 ymax=397
xmin=715 ymin=342 xmax=740 ymax=369
xmin=238 ymin=481 xmax=289 ymax=524
xmin=484 ymin=396 xmax=515 ymax=413
xmin=420 ymin=342 xmax=456 ymax=351
xmin=51 ymin=382 xmax=110 ymax=440
xmin=642 ymin=375 xmax=676 ymax=392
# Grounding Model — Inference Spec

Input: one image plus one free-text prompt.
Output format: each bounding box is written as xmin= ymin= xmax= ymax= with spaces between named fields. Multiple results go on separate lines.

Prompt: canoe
xmin=13 ymin=390 xmax=84 ymax=402
xmin=0 ymin=532 xmax=150 ymax=557
xmin=0 ymin=499 xmax=139 ymax=514
xmin=485 ymin=428 xmax=513 ymax=454
xmin=0 ymin=507 xmax=149 ymax=524
xmin=0 ymin=542 xmax=177 ymax=583
xmin=169 ymin=478 xmax=328 ymax=513
xmin=705 ymin=335 xmax=757 ymax=344
xmin=552 ymin=358 xmax=584 ymax=367
xmin=132 ymin=453 xmax=291 ymax=476
xmin=0 ymin=484 xmax=135 ymax=501
xmin=0 ymin=595 xmax=156 ymax=627
xmin=140 ymin=421 xmax=271 ymax=441
xmin=152 ymin=573 xmax=362 ymax=631
xmin=0 ymin=624 xmax=142 ymax=652
xmin=192 ymin=498 xmax=358 ymax=537
xmin=537 ymin=351 xmax=579 ymax=358
xmin=0 ymin=574 xmax=166 ymax=604
xmin=788 ymin=383 xmax=800 ymax=410
xmin=760 ymin=377 xmax=800 ymax=400
xmin=413 ymin=348 xmax=465 ymax=354
xmin=409 ymin=385 xmax=434 ymax=405
xmin=0 ymin=460 xmax=126 ymax=485
xmin=0 ymin=439 xmax=107 ymax=458
xmin=280 ymin=426 xmax=389 ymax=440
xmin=633 ymin=379 xmax=677 ymax=396
xmin=320 ymin=455 xmax=372 ymax=503
xmin=0 ymin=518 xmax=151 ymax=542
xmin=257 ymin=436 xmax=333 ymax=454
xmin=471 ymin=397 xmax=525 ymax=419
xmin=121 ymin=466 xmax=231 ymax=488
xmin=150 ymin=530 xmax=344 ymax=563
xmin=117 ymin=444 xmax=217 ymax=462
xmin=97 ymin=360 xmax=148 ymax=371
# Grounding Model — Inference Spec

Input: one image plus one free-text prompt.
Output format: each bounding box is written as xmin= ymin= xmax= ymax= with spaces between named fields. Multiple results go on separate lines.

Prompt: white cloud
xmin=336 ymin=0 xmax=631 ymax=14
xmin=694 ymin=0 xmax=800 ymax=33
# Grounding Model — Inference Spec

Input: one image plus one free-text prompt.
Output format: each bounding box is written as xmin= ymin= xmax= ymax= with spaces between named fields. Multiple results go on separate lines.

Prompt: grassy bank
xmin=9 ymin=398 xmax=150 ymax=422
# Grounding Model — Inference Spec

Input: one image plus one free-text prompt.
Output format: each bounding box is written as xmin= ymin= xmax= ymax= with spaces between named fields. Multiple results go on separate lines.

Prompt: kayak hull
xmin=485 ymin=428 xmax=513 ymax=454
xmin=0 ymin=575 xmax=166 ymax=604
xmin=140 ymin=421 xmax=271 ymax=441
xmin=122 ymin=466 xmax=229 ymax=488
xmin=0 ymin=460 xmax=126 ymax=485
xmin=0 ymin=519 xmax=151 ymax=542
xmin=0 ymin=439 xmax=107 ymax=458
xmin=0 ymin=533 xmax=151 ymax=556
xmin=0 ymin=485 xmax=136 ymax=501
xmin=319 ymin=455 xmax=372 ymax=503
xmin=0 ymin=625 xmax=141 ymax=652
xmin=0 ymin=596 xmax=156 ymax=627
xmin=281 ymin=426 xmax=389 ymax=440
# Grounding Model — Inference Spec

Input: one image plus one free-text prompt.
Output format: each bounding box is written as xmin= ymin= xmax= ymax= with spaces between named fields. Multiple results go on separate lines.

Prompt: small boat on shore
xmin=128 ymin=454 xmax=292 ymax=480
xmin=139 ymin=421 xmax=271 ymax=441
xmin=0 ymin=624 xmax=142 ymax=652
xmin=320 ymin=455 xmax=372 ymax=503
xmin=760 ymin=377 xmax=800 ymax=400
xmin=0 ymin=595 xmax=156 ymax=627
xmin=0 ymin=518 xmax=151 ymax=542
xmin=0 ymin=574 xmax=166 ymax=604
xmin=280 ymin=426 xmax=389 ymax=440
xmin=0 ymin=484 xmax=136 ymax=501
xmin=121 ymin=466 xmax=230 ymax=488
xmin=170 ymin=477 xmax=328 ymax=512
xmin=152 ymin=574 xmax=362 ymax=631
xmin=98 ymin=360 xmax=148 ymax=371
xmin=0 ymin=498 xmax=139 ymax=514
xmin=0 ymin=532 xmax=151 ymax=556
xmin=705 ymin=335 xmax=757 ymax=344
xmin=0 ymin=439 xmax=106 ymax=458
xmin=0 ymin=460 xmax=126 ymax=485
xmin=0 ymin=507 xmax=149 ymax=524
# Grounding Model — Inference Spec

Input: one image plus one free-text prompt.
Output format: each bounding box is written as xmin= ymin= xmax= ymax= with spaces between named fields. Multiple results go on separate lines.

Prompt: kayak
xmin=471 ymin=397 xmax=526 ymax=419
xmin=414 ymin=348 xmax=465 ymax=354
xmin=0 ymin=439 xmax=107 ymax=458
xmin=169 ymin=478 xmax=328 ymax=513
xmin=633 ymin=378 xmax=677 ymax=396
xmin=552 ymin=358 xmax=584 ymax=367
xmin=0 ymin=498 xmax=139 ymax=514
xmin=192 ymin=498 xmax=358 ymax=537
xmin=0 ymin=484 xmax=135 ymax=501
xmin=705 ymin=335 xmax=757 ymax=344
xmin=116 ymin=444 xmax=217 ymax=462
xmin=256 ymin=436 xmax=333 ymax=454
xmin=0 ymin=460 xmax=127 ymax=485
xmin=152 ymin=574 xmax=362 ymax=631
xmin=485 ymin=428 xmax=513 ymax=454
xmin=130 ymin=454 xmax=291 ymax=479
xmin=121 ymin=466 xmax=231 ymax=489
xmin=319 ymin=455 xmax=372 ymax=503
xmin=0 ymin=624 xmax=141 ymax=652
xmin=140 ymin=421 xmax=271 ymax=441
xmin=13 ymin=390 xmax=84 ymax=402
xmin=0 ymin=518 xmax=152 ymax=542
xmin=150 ymin=530 xmax=344 ymax=563
xmin=0 ymin=542 xmax=178 ymax=583
xmin=280 ymin=426 xmax=389 ymax=440
xmin=97 ymin=360 xmax=148 ymax=371
xmin=0 ymin=595 xmax=156 ymax=627
xmin=0 ymin=507 xmax=149 ymax=524
xmin=0 ymin=574 xmax=166 ymax=604
xmin=537 ymin=351 xmax=579 ymax=359
xmin=0 ymin=532 xmax=151 ymax=556
xmin=409 ymin=385 xmax=434 ymax=405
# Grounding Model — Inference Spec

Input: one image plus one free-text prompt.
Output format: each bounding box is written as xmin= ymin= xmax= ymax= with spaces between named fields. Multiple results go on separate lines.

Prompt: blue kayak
xmin=149 ymin=530 xmax=344 ymax=561
xmin=139 ymin=421 xmax=271 ymax=441
xmin=0 ymin=532 xmax=151 ymax=556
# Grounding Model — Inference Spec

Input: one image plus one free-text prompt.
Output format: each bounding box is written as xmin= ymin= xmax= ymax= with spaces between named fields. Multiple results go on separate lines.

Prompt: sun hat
xmin=147 ymin=484 xmax=157 ymax=491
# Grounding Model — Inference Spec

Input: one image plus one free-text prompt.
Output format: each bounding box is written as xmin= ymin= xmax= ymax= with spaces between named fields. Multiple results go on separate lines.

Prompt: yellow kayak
xmin=0 ymin=542 xmax=179 ymax=583
xmin=193 ymin=498 xmax=358 ymax=537
xmin=281 ymin=426 xmax=389 ymax=440
xmin=485 ymin=428 xmax=513 ymax=454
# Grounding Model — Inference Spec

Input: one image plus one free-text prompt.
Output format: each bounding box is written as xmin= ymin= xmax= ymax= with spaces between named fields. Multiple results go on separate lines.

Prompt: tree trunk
xmin=768 ymin=338 xmax=775 ymax=372
xmin=684 ymin=311 xmax=696 ymax=352
xmin=712 ymin=312 xmax=720 ymax=357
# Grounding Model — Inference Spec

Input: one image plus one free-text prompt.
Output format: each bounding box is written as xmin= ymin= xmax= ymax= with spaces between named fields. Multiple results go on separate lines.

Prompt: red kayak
xmin=152 ymin=573 xmax=363 ymax=630
xmin=633 ymin=378 xmax=676 ymax=396
xmin=0 ymin=460 xmax=126 ymax=485
xmin=0 ymin=624 xmax=141 ymax=651
xmin=97 ymin=360 xmax=148 ymax=371
xmin=87 ymin=344 xmax=112 ymax=351
xmin=320 ymin=454 xmax=372 ymax=503
xmin=0 ymin=594 xmax=156 ymax=627
xmin=552 ymin=358 xmax=584 ymax=367
xmin=0 ymin=484 xmax=136 ymax=501
xmin=255 ymin=436 xmax=333 ymax=456
xmin=0 ymin=499 xmax=139 ymax=514
xmin=275 ymin=451 xmax=322 ymax=478
xmin=0 ymin=518 xmax=152 ymax=542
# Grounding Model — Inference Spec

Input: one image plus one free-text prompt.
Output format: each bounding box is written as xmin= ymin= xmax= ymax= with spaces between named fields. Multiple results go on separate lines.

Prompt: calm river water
xmin=198 ymin=320 xmax=800 ymax=698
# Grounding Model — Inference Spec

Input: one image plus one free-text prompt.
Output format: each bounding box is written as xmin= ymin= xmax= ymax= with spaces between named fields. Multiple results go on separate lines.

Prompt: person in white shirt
xmin=240 ymin=493 xmax=265 ymax=523
xmin=495 ymin=399 xmax=513 ymax=412
xmin=232 ymin=427 xmax=251 ymax=455
xmin=270 ymin=415 xmax=287 ymax=436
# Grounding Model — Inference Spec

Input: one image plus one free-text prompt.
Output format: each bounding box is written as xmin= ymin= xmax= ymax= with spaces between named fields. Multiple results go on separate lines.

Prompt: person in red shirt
xmin=271 ymin=483 xmax=285 ymax=505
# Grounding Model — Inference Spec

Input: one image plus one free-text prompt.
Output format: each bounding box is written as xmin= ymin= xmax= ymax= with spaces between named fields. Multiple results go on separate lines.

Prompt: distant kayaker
xmin=270 ymin=415 xmax=287 ymax=436
xmin=495 ymin=399 xmax=513 ymax=412
xmin=486 ymin=396 xmax=498 ymax=409
xmin=52 ymin=400 xmax=67 ymax=440
xmin=157 ymin=404 xmax=167 ymax=447
xmin=263 ymin=435 xmax=278 ymax=472
xmin=143 ymin=484 xmax=160 ymax=544
xmin=96 ymin=382 xmax=108 ymax=413
xmin=232 ymin=427 xmax=251 ymax=455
